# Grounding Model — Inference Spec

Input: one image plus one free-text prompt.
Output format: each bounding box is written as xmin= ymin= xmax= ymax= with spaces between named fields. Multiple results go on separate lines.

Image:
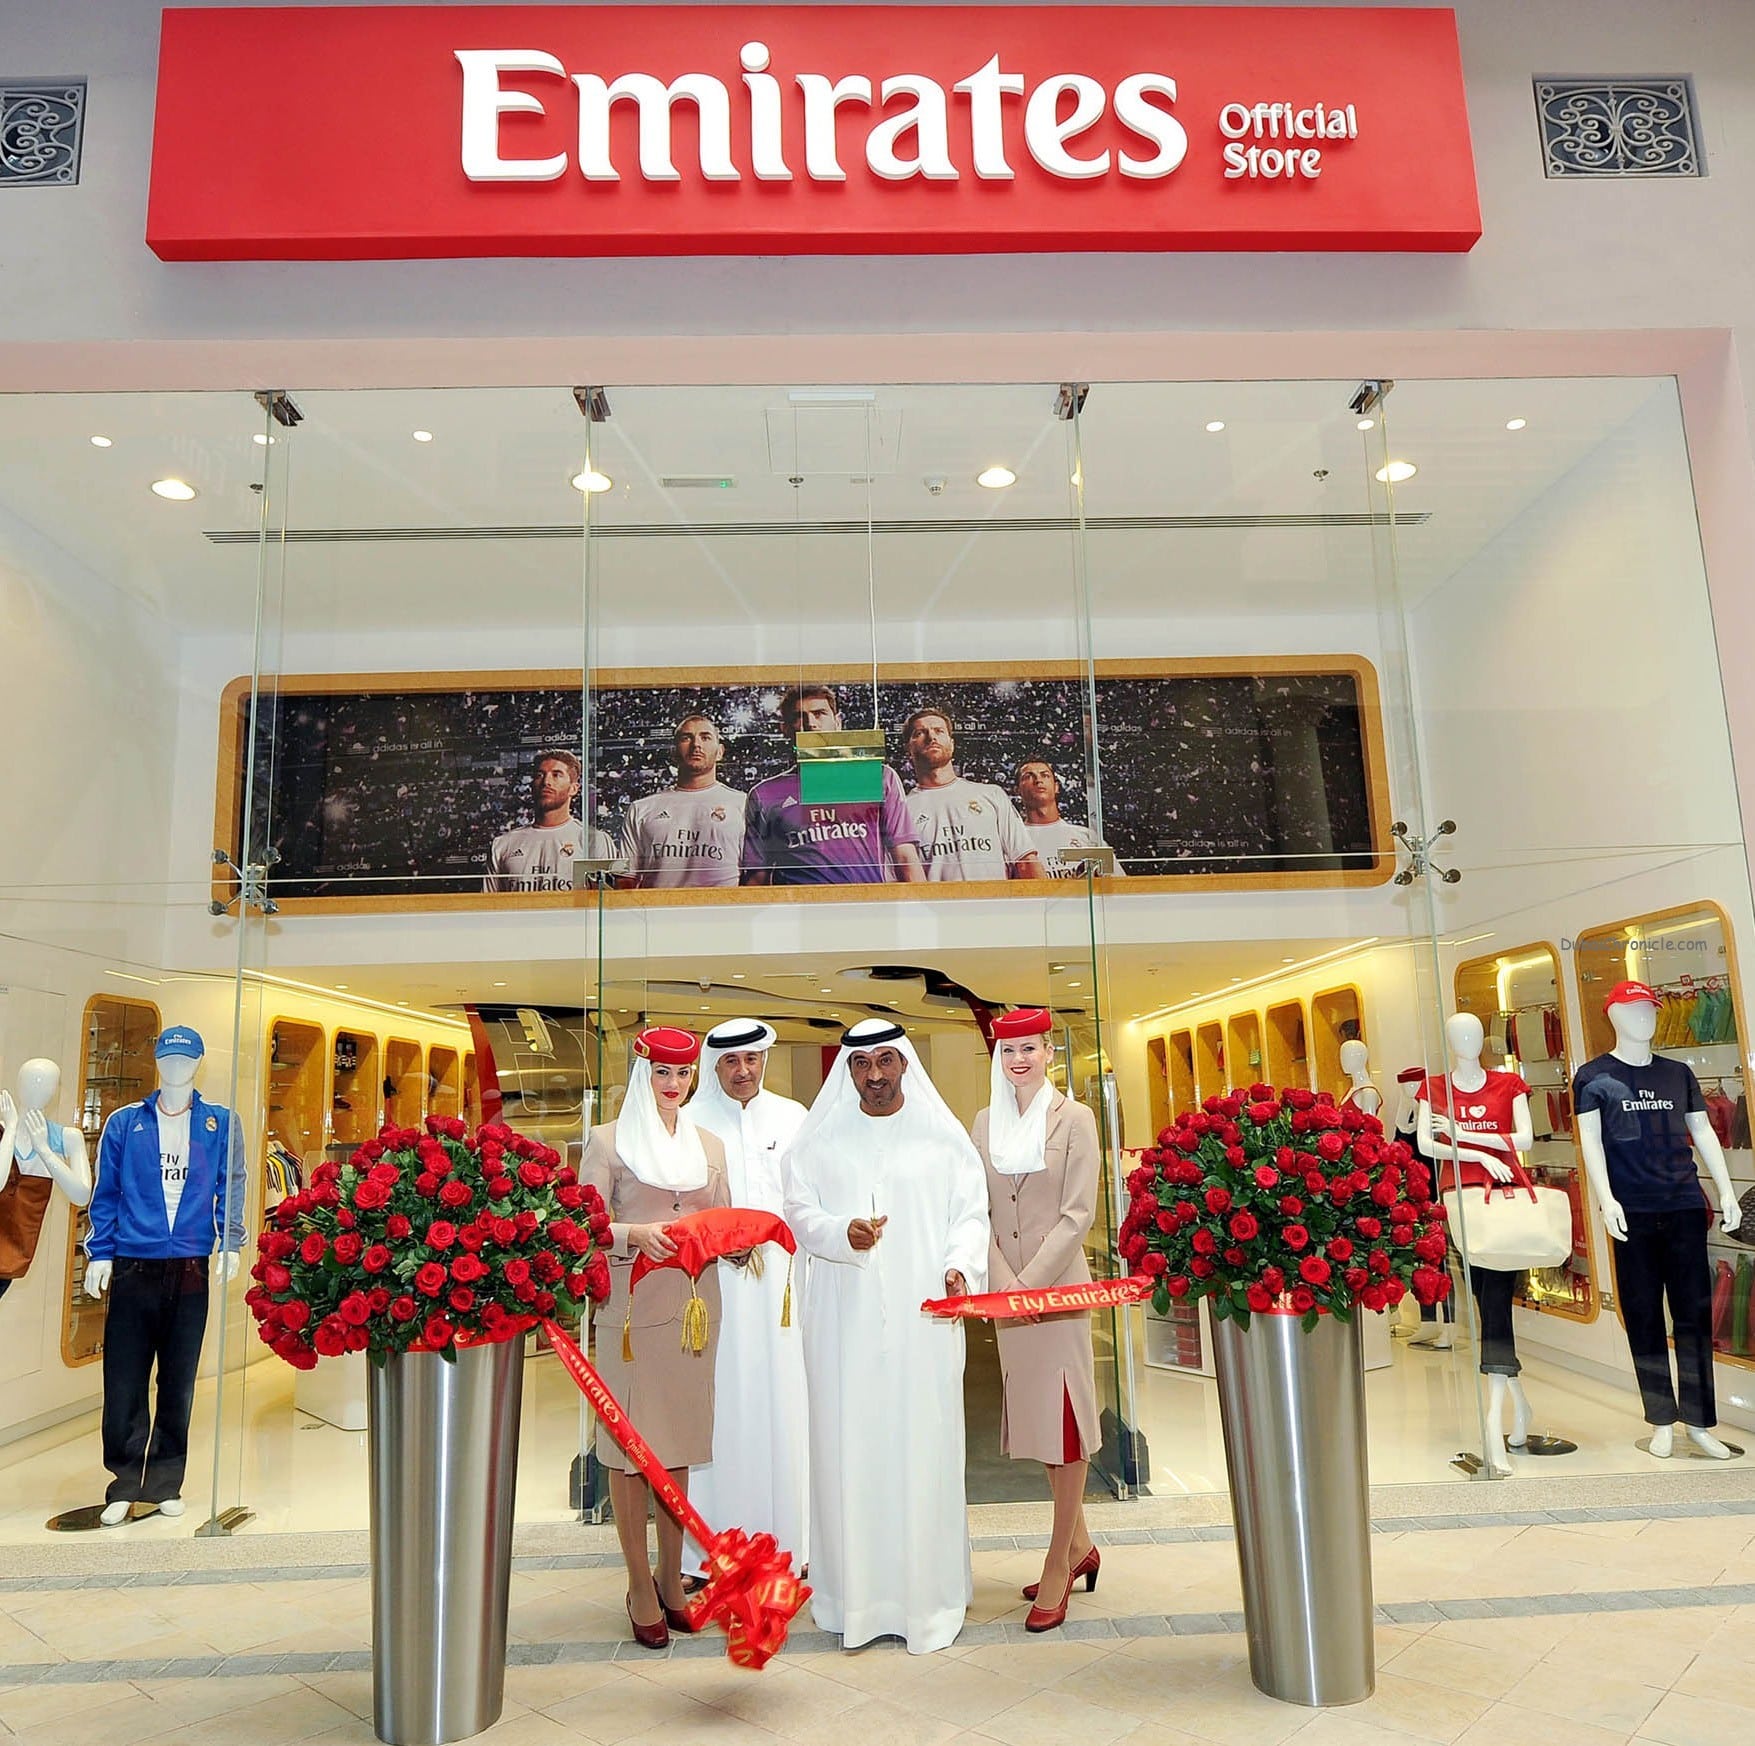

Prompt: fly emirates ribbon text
xmin=456 ymin=42 xmax=1359 ymax=187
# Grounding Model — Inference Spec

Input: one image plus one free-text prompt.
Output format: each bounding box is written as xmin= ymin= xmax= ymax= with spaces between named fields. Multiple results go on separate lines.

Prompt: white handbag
xmin=1441 ymin=1166 xmax=1572 ymax=1272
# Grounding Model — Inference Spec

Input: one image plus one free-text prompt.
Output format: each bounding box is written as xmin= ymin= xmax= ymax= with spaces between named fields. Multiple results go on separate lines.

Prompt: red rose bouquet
xmin=1118 ymin=1084 xmax=1453 ymax=1330
xmin=247 ymin=1115 xmax=613 ymax=1366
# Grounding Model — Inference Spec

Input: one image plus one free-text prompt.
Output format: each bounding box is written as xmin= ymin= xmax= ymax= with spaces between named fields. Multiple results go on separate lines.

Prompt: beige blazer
xmin=974 ymin=1093 xmax=1100 ymax=1292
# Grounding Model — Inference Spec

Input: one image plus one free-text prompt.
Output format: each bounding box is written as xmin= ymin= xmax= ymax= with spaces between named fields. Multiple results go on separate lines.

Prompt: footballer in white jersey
xmin=617 ymin=715 xmax=747 ymax=889
xmin=484 ymin=750 xmax=602 ymax=892
xmin=1015 ymin=758 xmax=1126 ymax=878
xmin=902 ymin=708 xmax=1043 ymax=881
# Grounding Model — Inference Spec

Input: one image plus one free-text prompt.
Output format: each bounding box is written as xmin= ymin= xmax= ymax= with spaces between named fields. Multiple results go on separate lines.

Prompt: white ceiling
xmin=0 ymin=376 xmax=1674 ymax=635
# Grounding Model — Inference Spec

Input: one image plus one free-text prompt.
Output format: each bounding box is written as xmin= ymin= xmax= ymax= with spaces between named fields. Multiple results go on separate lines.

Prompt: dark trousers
xmin=101 ymin=1258 xmax=210 ymax=1504
xmin=1470 ymin=1267 xmax=1520 ymax=1376
xmin=0 ymin=1279 xmax=10 ymax=1300
xmin=1613 ymin=1208 xmax=1716 ymax=1428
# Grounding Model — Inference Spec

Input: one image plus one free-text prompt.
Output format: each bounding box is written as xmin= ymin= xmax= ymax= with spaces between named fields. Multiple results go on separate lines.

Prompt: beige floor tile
xmin=902 ymin=1659 xmax=1042 ymax=1728
xmin=1453 ymin=1711 xmax=1629 ymax=1746
xmin=1108 ymin=1727 xmax=1234 ymax=1746
xmin=1637 ymin=1688 xmax=1755 ymax=1746
xmin=14 ymin=1695 xmax=175 ymax=1746
xmin=0 ymin=1680 xmax=142 ymax=1736
xmin=1502 ymin=1659 xmax=1665 ymax=1734
xmin=1152 ymin=1684 xmax=1310 ymax=1746
xmin=767 ymin=1692 xmax=961 ymax=1746
xmin=1380 ymin=1634 xmax=1537 ymax=1701
xmin=973 ymin=1688 xmax=1141 ymax=1746
xmin=142 ymin=1685 xmax=361 ymax=1746
xmin=680 ymin=1661 xmax=873 ymax=1732
xmin=1542 ymin=1614 xmax=1706 ymax=1689
xmin=1347 ymin=1670 xmax=1492 ymax=1743
xmin=296 ymin=1670 xmax=376 ymax=1723
xmin=1055 ymin=1644 xmax=1228 ymax=1718
xmin=1667 ymin=1658 xmax=1755 ymax=1707
xmin=1287 ymin=1712 xmax=1448 ymax=1746
xmin=459 ymin=1714 xmax=597 ymax=1746
xmin=134 ymin=1672 xmax=307 ymax=1726
xmin=957 ymin=1640 xmax=1115 ymax=1690
xmin=507 ymin=1660 xmax=636 ymax=1712
xmin=0 ymin=1619 xmax=61 ymax=1666
xmin=1425 ymin=1615 xmax=1574 ymax=1659
xmin=546 ymin=1682 xmax=716 ymax=1745
xmin=808 ymin=1641 xmax=936 ymax=1700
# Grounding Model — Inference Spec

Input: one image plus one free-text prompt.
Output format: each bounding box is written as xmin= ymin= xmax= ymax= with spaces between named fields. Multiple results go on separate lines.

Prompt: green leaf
xmin=1330 ymin=1302 xmax=1353 ymax=1324
xmin=1152 ymin=1285 xmax=1171 ymax=1317
xmin=1212 ymin=1293 xmax=1232 ymax=1321
xmin=1231 ymin=1307 xmax=1252 ymax=1331
xmin=1302 ymin=1310 xmax=1320 ymax=1333
xmin=440 ymin=1343 xmax=458 ymax=1364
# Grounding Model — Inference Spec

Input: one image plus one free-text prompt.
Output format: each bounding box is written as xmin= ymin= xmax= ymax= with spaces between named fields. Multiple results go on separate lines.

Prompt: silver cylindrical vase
xmin=1211 ymin=1309 xmax=1374 ymax=1707
xmin=368 ymin=1337 xmax=525 ymax=1746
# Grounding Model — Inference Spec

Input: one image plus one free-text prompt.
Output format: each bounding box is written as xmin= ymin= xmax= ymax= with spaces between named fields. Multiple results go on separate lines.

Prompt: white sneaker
xmin=99 ymin=1501 xmax=131 ymax=1527
xmin=158 ymin=1497 xmax=186 ymax=1518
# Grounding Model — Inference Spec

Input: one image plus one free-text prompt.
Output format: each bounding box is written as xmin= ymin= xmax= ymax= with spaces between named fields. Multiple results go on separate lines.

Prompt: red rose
xmin=1155 ymin=1209 xmax=1177 ymax=1234
xmin=532 ymin=1252 xmax=564 ymax=1284
xmin=1174 ymin=1201 xmax=1198 ymax=1223
xmin=487 ymin=1176 xmax=516 ymax=1200
xmin=1299 ymin=1256 xmax=1332 ymax=1286
xmin=362 ymin=1243 xmax=392 ymax=1273
xmin=513 ymin=1281 xmax=537 ymax=1304
xmin=448 ymin=1287 xmax=477 ymax=1314
xmin=1162 ymin=1270 xmax=1187 ymax=1296
xmin=300 ymin=1233 xmax=327 ymax=1265
xmin=1171 ymin=1128 xmax=1201 ymax=1154
xmin=1247 ymin=1083 xmax=1274 ymax=1103
xmin=279 ymin=1300 xmax=311 ymax=1331
xmin=422 ymin=1316 xmax=455 ymax=1349
xmin=390 ymin=1295 xmax=418 ymax=1323
xmin=353 ymin=1179 xmax=390 ymax=1212
xmin=1289 ymin=1287 xmax=1317 ymax=1313
xmin=1284 ymin=1088 xmax=1316 ymax=1111
xmin=1246 ymin=1284 xmax=1274 ymax=1313
xmin=1141 ymin=1253 xmax=1168 ymax=1279
xmin=1326 ymin=1237 xmax=1354 ymax=1262
xmin=1290 ymin=1111 xmax=1312 ymax=1133
xmin=415 ymin=1261 xmax=448 ymax=1297
xmin=1369 ymin=1250 xmax=1392 ymax=1275
xmin=425 ymin=1221 xmax=458 ymax=1251
xmin=1317 ymin=1130 xmax=1347 ymax=1160
xmin=1223 ymin=1146 xmax=1246 ymax=1169
xmin=1303 ymin=1172 xmax=1328 ymax=1195
xmin=1371 ymin=1179 xmax=1399 ymax=1207
xmin=459 ymin=1224 xmax=487 ymax=1252
xmin=556 ymin=1184 xmax=587 ymax=1211
xmin=387 ymin=1214 xmax=412 ymax=1240
xmin=1412 ymin=1266 xmax=1449 ymax=1305
xmin=1390 ymin=1201 xmax=1418 ymax=1225
xmin=1245 ymin=1101 xmax=1279 ymax=1126
xmin=504 ymin=1257 xmax=533 ymax=1284
xmin=263 ymin=1263 xmax=292 ymax=1293
xmin=332 ymin=1232 xmax=364 ymax=1266
xmin=1254 ymin=1165 xmax=1280 ymax=1189
xmin=533 ymin=1290 xmax=556 ymax=1315
xmin=368 ymin=1287 xmax=391 ymax=1313
xmin=584 ymin=1254 xmax=610 ymax=1298
xmin=1357 ymin=1217 xmax=1383 ymax=1239
xmin=452 ymin=1253 xmax=489 ymax=1283
xmin=1221 ymin=1246 xmax=1244 ymax=1267
xmin=1191 ymin=1230 xmax=1218 ymax=1256
xmin=444 ymin=1117 xmax=468 ymax=1141
xmin=514 ymin=1211 xmax=540 ymax=1238
xmin=1344 ymin=1266 xmax=1369 ymax=1292
xmin=439 ymin=1179 xmax=472 ymax=1209
xmin=1229 ymin=1211 xmax=1260 ymax=1242
xmin=1414 ymin=1233 xmax=1447 ymax=1262
xmin=338 ymin=1292 xmax=372 ymax=1327
xmin=1360 ymin=1284 xmax=1390 ymax=1313
xmin=313 ymin=1316 xmax=349 ymax=1358
xmin=1204 ymin=1187 xmax=1233 ymax=1214
xmin=335 ymin=1210 xmax=357 ymax=1231
xmin=1190 ymin=1257 xmax=1216 ymax=1279
xmin=492 ymin=1218 xmax=517 ymax=1245
xmin=1280 ymin=1196 xmax=1305 ymax=1217
xmin=518 ymin=1160 xmax=549 ymax=1188
xmin=1262 ymin=1266 xmax=1285 ymax=1293
xmin=1284 ymin=1225 xmax=1310 ymax=1250
xmin=1126 ymin=1166 xmax=1153 ymax=1196
xmin=1275 ymin=1147 xmax=1296 ymax=1169
xmin=415 ymin=1173 xmax=440 ymax=1198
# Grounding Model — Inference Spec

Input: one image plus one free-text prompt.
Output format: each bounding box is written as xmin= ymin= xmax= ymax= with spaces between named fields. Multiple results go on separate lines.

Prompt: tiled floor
xmin=5 ymin=1504 xmax=1755 ymax=1745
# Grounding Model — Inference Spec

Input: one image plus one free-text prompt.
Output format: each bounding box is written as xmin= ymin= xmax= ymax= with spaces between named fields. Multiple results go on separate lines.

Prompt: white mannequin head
xmin=1338 ymin=1039 xmax=1370 ymax=1078
xmin=1444 ymin=1011 xmax=1485 ymax=1063
xmin=17 ymin=1059 xmax=60 ymax=1111
xmin=1606 ymin=996 xmax=1660 ymax=1047
xmin=157 ymin=1055 xmax=199 ymax=1094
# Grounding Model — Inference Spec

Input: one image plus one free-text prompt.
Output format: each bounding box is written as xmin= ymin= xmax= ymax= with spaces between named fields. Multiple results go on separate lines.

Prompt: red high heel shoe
xmin=1025 ymin=1569 xmax=1077 ymax=1633
xmin=662 ymin=1597 xmax=704 ymax=1634
xmin=626 ymin=1594 xmax=670 ymax=1650
xmin=1022 ymin=1545 xmax=1099 ymax=1602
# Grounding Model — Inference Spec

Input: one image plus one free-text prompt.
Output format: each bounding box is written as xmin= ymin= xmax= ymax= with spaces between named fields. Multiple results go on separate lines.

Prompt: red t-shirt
xmin=1417 ymin=1070 xmax=1531 ymax=1189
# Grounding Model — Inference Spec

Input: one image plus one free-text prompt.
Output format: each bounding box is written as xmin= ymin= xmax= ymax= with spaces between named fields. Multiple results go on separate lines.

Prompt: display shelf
xmin=1226 ymin=1010 xmax=1264 ymax=1086
xmin=428 ymin=1045 xmax=462 ymax=1117
xmin=1264 ymin=999 xmax=1310 ymax=1091
xmin=330 ymin=1029 xmax=381 ymax=1149
xmin=464 ymin=1052 xmax=481 ymax=1129
xmin=1145 ymin=1037 xmax=1171 ymax=1138
xmin=1195 ymin=1022 xmax=1224 ymax=1103
xmin=384 ymin=1037 xmax=424 ymax=1128
xmin=266 ymin=1019 xmax=328 ymax=1170
xmin=63 ymin=995 xmax=162 ymax=1368
xmin=1167 ymin=1030 xmax=1196 ymax=1119
xmin=1311 ymin=985 xmax=1365 ymax=1099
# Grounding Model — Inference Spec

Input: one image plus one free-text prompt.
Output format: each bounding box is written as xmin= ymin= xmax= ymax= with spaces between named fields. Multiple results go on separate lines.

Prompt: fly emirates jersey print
xmin=1416 ymin=1069 xmax=1530 ymax=1190
xmin=1026 ymin=820 xmax=1129 ymax=879
xmin=619 ymin=783 xmax=746 ymax=889
xmin=909 ymin=778 xmax=1033 ymax=882
xmin=484 ymin=819 xmax=590 ymax=892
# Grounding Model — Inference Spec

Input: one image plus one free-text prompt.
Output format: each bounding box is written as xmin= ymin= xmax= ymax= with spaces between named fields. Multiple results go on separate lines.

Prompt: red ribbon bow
xmin=628 ymin=1206 xmax=797 ymax=1287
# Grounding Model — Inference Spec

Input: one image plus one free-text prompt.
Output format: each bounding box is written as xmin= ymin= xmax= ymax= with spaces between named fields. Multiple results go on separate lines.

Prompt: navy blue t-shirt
xmin=1572 ymin=1052 xmax=1708 ymax=1214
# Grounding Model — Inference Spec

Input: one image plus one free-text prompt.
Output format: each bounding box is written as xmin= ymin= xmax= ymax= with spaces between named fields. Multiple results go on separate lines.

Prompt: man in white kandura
xmin=684 ymin=1019 xmax=810 ymax=1577
xmin=783 ymin=1017 xmax=991 ymax=1654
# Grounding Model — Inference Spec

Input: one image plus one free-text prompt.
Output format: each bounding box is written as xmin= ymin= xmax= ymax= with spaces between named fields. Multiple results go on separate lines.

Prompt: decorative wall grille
xmin=0 ymin=80 xmax=85 ymax=186
xmin=1536 ymin=77 xmax=1703 ymax=178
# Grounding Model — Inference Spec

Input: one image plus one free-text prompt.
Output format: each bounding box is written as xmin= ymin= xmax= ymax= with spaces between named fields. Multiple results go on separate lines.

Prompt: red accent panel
xmin=147 ymin=6 xmax=1480 ymax=260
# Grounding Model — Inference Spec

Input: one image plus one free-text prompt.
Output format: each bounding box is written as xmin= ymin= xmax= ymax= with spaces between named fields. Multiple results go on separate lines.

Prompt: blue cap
xmin=154 ymin=1026 xmax=205 ymax=1061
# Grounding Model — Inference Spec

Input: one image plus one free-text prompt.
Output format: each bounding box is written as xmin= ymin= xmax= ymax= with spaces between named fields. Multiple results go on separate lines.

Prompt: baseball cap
xmin=154 ymin=1026 xmax=206 ymax=1061
xmin=1603 ymin=980 xmax=1663 ymax=1014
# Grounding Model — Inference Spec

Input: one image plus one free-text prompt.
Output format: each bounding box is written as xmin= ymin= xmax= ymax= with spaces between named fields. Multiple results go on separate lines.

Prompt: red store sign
xmin=146 ymin=5 xmax=1481 ymax=260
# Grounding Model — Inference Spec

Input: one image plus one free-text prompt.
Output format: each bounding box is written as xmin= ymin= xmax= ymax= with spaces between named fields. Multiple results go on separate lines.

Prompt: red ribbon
xmin=541 ymin=1319 xmax=809 ymax=1669
xmin=628 ymin=1207 xmax=797 ymax=1288
xmin=921 ymin=1276 xmax=1156 ymax=1319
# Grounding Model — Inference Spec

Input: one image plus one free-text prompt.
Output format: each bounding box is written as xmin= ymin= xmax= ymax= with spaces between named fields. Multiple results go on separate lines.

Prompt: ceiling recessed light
xmin=397 ymin=1000 xmax=410 ymax=1008
xmin=1505 ymin=418 xmax=1527 ymax=432
xmin=571 ymin=469 xmax=614 ymax=493
xmin=334 ymin=984 xmax=348 ymax=991
xmin=1282 ymin=957 xmax=1296 ymax=964
xmin=1230 ymin=977 xmax=1244 ymax=984
xmin=976 ymin=465 xmax=1016 ymax=489
xmin=1375 ymin=461 xmax=1418 ymax=484
xmin=1205 ymin=421 xmax=1226 ymax=433
xmin=89 ymin=435 xmax=112 ymax=448
xmin=252 ymin=433 xmax=278 ymax=446
xmin=492 ymin=981 xmax=507 ymax=988
xmin=412 ymin=430 xmax=434 ymax=443
xmin=731 ymin=973 xmax=746 ymax=981
xmin=700 ymin=1003 xmax=711 ymax=1010
xmin=150 ymin=478 xmax=198 ymax=501
xmin=1356 ymin=418 xmax=1375 ymax=432
xmin=1067 ymin=981 xmax=1082 ymax=989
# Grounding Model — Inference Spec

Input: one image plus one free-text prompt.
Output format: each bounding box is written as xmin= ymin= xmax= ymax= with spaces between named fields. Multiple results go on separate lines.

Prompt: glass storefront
xmin=0 ymin=369 xmax=1750 ymax=1541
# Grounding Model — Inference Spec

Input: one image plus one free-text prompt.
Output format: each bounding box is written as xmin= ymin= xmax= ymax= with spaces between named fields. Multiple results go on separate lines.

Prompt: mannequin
xmin=1394 ymin=1065 xmax=1455 ymax=1349
xmin=1575 ymin=981 xmax=1741 ymax=1460
xmin=1337 ymin=1039 xmax=1380 ymax=1117
xmin=1417 ymin=1013 xmax=1535 ymax=1472
xmin=0 ymin=1058 xmax=93 ymax=1300
xmin=83 ymin=1027 xmax=244 ymax=1525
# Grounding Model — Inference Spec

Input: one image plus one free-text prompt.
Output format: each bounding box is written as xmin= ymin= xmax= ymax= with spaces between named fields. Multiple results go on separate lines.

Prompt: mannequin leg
xmin=1506 ymin=1378 xmax=1534 ymax=1448
xmin=1484 ymin=1375 xmax=1511 ymax=1471
xmin=140 ymin=1264 xmax=208 ymax=1503
xmin=100 ymin=1262 xmax=158 ymax=1505
xmin=654 ymin=1468 xmax=691 ymax=1612
xmin=1684 ymin=1425 xmax=1735 ymax=1458
xmin=1649 ymin=1424 xmax=1675 ymax=1458
xmin=610 ymin=1469 xmax=661 ymax=1625
xmin=1664 ymin=1210 xmax=1720 ymax=1436
xmin=1612 ymin=1213 xmax=1687 ymax=1430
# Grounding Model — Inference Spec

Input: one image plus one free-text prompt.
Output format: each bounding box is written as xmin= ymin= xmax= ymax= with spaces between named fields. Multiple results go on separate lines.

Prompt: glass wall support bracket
xmin=208 ymin=846 xmax=280 ymax=916
xmin=195 ymin=1506 xmax=256 ymax=1537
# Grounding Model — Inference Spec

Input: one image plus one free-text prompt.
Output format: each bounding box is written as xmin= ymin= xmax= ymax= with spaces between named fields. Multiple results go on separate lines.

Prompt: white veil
xmin=617 ymin=1056 xmax=710 ymax=1191
xmin=986 ymin=1043 xmax=1054 ymax=1175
